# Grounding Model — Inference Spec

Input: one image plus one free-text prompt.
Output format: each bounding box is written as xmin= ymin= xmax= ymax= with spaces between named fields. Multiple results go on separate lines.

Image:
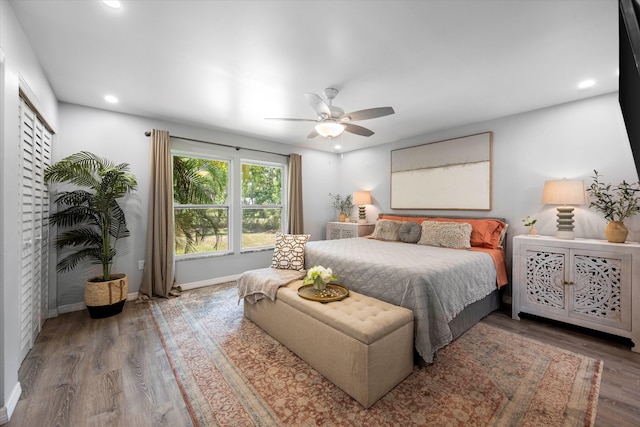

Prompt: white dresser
xmin=512 ymin=234 xmax=640 ymax=352
xmin=326 ymin=222 xmax=375 ymax=240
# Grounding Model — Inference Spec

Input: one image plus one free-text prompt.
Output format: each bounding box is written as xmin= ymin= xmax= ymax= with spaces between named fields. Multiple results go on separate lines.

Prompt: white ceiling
xmin=9 ymin=0 xmax=618 ymax=153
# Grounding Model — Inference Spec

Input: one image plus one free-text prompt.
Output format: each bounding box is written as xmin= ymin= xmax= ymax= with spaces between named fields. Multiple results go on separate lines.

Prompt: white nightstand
xmin=326 ymin=222 xmax=375 ymax=240
xmin=512 ymin=234 xmax=640 ymax=352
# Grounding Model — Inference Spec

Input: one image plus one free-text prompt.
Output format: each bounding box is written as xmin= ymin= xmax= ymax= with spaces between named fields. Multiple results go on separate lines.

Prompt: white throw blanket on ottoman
xmin=237 ymin=267 xmax=305 ymax=304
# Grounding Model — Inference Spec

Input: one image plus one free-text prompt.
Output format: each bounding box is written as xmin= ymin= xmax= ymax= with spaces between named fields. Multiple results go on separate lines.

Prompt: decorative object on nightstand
xmin=329 ymin=193 xmax=353 ymax=222
xmin=521 ymin=215 xmax=538 ymax=236
xmin=541 ymin=178 xmax=587 ymax=240
xmin=353 ymin=191 xmax=372 ymax=224
xmin=586 ymin=169 xmax=640 ymax=243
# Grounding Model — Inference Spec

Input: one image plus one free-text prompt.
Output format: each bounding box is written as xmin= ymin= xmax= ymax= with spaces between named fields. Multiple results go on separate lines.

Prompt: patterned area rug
xmin=149 ymin=283 xmax=602 ymax=427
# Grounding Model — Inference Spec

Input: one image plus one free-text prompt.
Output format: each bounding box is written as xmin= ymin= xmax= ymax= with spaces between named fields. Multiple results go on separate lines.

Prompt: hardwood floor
xmin=7 ymin=301 xmax=193 ymax=427
xmin=7 ymin=300 xmax=640 ymax=426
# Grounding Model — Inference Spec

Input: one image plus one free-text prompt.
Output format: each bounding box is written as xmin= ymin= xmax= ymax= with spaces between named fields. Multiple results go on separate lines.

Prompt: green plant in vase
xmin=522 ymin=215 xmax=538 ymax=236
xmin=586 ymin=170 xmax=640 ymax=243
xmin=329 ymin=193 xmax=353 ymax=222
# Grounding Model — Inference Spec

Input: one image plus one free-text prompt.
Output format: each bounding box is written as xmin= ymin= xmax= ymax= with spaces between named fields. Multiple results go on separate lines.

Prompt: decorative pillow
xmin=271 ymin=232 xmax=310 ymax=270
xmin=417 ymin=221 xmax=472 ymax=249
xmin=398 ymin=221 xmax=421 ymax=243
xmin=371 ymin=219 xmax=403 ymax=241
xmin=379 ymin=215 xmax=507 ymax=249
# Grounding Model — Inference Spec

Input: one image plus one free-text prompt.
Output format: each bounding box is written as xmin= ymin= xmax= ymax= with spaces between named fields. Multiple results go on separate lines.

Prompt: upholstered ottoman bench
xmin=243 ymin=280 xmax=414 ymax=408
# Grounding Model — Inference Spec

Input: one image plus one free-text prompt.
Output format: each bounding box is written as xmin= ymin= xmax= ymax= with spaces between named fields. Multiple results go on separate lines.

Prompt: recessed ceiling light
xmin=578 ymin=79 xmax=595 ymax=89
xmin=334 ymin=144 xmax=341 ymax=150
xmin=104 ymin=95 xmax=119 ymax=103
xmin=103 ymin=1 xmax=121 ymax=9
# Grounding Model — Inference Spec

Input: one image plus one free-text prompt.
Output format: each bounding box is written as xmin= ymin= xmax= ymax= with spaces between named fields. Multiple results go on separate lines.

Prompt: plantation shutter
xmin=18 ymin=95 xmax=52 ymax=361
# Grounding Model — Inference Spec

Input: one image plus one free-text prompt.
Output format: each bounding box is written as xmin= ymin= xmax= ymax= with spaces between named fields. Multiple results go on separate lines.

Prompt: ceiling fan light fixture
xmin=315 ymin=121 xmax=345 ymax=138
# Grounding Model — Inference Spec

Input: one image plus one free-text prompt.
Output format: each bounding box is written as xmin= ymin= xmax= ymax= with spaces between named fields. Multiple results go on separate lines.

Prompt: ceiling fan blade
xmin=304 ymin=93 xmax=331 ymax=117
xmin=265 ymin=117 xmax=317 ymax=122
xmin=344 ymin=123 xmax=374 ymax=137
xmin=341 ymin=107 xmax=395 ymax=122
xmin=307 ymin=129 xmax=319 ymax=139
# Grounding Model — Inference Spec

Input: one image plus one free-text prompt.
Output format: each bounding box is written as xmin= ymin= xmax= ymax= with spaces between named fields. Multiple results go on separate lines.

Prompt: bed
xmin=304 ymin=214 xmax=509 ymax=364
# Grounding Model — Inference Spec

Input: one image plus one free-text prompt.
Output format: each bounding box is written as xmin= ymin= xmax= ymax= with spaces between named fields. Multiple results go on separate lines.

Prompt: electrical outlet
xmin=138 ymin=260 xmax=144 ymax=270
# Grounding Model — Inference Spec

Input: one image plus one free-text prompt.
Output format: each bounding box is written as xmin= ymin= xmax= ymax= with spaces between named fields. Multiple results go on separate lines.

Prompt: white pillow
xmin=417 ymin=221 xmax=472 ymax=249
xmin=371 ymin=219 xmax=403 ymax=241
xmin=271 ymin=232 xmax=310 ymax=270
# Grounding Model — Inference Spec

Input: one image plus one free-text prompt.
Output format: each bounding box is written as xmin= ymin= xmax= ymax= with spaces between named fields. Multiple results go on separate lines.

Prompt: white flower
xmin=303 ymin=265 xmax=338 ymax=287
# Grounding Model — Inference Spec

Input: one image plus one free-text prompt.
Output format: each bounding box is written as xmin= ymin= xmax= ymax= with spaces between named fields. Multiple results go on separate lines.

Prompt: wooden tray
xmin=297 ymin=284 xmax=349 ymax=302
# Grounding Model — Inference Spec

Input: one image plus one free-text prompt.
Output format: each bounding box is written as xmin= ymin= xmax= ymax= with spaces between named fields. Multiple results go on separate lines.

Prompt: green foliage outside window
xmin=241 ymin=163 xmax=283 ymax=249
xmin=173 ymin=156 xmax=229 ymax=255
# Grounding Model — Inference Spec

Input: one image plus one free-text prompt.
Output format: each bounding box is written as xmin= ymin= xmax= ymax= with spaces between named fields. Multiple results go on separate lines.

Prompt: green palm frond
xmin=45 ymin=151 xmax=137 ymax=280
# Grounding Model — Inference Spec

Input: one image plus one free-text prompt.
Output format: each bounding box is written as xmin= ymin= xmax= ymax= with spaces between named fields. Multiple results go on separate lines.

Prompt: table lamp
xmin=353 ymin=191 xmax=372 ymax=224
xmin=541 ymin=178 xmax=587 ymax=239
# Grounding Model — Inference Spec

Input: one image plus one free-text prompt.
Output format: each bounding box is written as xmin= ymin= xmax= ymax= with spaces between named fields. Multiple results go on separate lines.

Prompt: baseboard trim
xmin=56 ymin=291 xmax=140 ymax=315
xmin=0 ymin=381 xmax=22 ymax=423
xmin=53 ymin=275 xmax=241 ymax=315
xmin=178 ymin=274 xmax=241 ymax=291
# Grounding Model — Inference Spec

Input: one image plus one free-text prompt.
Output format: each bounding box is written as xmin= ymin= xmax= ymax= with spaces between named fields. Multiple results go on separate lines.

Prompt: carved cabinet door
xmin=569 ymin=249 xmax=632 ymax=331
xmin=521 ymin=245 xmax=570 ymax=317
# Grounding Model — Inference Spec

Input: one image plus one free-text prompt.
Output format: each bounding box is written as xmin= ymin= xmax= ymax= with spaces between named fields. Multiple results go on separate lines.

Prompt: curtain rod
xmin=144 ymin=131 xmax=289 ymax=158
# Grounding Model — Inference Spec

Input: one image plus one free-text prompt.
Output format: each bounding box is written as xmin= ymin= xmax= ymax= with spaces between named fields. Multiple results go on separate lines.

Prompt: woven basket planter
xmin=85 ymin=273 xmax=128 ymax=319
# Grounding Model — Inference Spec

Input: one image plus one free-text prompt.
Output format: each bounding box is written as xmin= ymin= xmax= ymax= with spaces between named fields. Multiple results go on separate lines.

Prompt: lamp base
xmin=358 ymin=206 xmax=367 ymax=223
xmin=555 ymin=230 xmax=575 ymax=239
xmin=555 ymin=206 xmax=575 ymax=240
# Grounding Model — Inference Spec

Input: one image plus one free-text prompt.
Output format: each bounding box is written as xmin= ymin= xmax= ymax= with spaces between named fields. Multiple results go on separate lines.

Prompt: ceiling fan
xmin=266 ymin=88 xmax=395 ymax=139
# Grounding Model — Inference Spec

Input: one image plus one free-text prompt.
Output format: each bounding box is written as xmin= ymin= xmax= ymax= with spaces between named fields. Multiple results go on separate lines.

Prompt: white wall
xmin=337 ymin=92 xmax=639 ymax=283
xmin=0 ymin=1 xmax=59 ymax=422
xmin=56 ymin=103 xmax=340 ymax=303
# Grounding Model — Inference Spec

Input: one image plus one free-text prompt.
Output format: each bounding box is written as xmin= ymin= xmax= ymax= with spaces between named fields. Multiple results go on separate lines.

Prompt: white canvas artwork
xmin=391 ymin=132 xmax=492 ymax=210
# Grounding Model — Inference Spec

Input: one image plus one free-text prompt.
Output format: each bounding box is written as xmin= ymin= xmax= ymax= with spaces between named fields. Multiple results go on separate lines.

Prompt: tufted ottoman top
xmin=278 ymin=280 xmax=414 ymax=345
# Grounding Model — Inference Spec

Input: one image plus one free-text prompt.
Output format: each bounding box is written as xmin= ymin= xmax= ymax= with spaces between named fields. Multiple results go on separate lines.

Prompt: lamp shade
xmin=353 ymin=191 xmax=372 ymax=205
xmin=315 ymin=121 xmax=345 ymax=138
xmin=541 ymin=179 xmax=587 ymax=205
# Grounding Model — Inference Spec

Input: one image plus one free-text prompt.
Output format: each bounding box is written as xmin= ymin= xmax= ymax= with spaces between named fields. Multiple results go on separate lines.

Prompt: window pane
xmin=242 ymin=208 xmax=281 ymax=249
xmin=241 ymin=163 xmax=282 ymax=205
xmin=174 ymin=208 xmax=229 ymax=254
xmin=173 ymin=156 xmax=228 ymax=205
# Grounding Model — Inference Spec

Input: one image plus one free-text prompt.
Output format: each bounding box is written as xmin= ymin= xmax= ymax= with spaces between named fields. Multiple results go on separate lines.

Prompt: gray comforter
xmin=304 ymin=238 xmax=497 ymax=363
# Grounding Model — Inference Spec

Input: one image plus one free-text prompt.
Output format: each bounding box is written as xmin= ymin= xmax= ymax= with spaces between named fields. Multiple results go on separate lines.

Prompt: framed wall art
xmin=390 ymin=132 xmax=492 ymax=210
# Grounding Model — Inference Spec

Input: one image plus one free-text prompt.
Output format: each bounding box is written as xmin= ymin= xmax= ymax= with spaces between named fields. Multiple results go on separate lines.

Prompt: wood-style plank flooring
xmin=7 ymin=299 xmax=640 ymax=426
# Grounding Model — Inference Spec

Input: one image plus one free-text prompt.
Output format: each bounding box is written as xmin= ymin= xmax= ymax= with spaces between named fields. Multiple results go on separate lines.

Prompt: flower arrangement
xmin=329 ymin=193 xmax=353 ymax=216
xmin=303 ymin=265 xmax=338 ymax=290
xmin=586 ymin=170 xmax=640 ymax=222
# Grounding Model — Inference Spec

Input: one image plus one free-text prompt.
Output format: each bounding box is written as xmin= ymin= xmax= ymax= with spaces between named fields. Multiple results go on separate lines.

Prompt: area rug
xmin=149 ymin=283 xmax=602 ymax=427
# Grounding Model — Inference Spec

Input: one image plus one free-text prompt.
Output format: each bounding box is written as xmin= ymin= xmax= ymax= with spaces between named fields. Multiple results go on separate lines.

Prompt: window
xmin=241 ymin=161 xmax=284 ymax=249
xmin=172 ymin=150 xmax=287 ymax=257
xmin=173 ymin=155 xmax=230 ymax=255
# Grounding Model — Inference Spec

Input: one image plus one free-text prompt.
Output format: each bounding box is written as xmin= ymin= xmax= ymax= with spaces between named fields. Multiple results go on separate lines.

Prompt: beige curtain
xmin=139 ymin=129 xmax=175 ymax=298
xmin=288 ymin=153 xmax=304 ymax=234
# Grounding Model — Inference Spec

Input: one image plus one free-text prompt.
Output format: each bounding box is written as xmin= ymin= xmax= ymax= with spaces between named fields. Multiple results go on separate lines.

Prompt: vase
xmin=314 ymin=281 xmax=327 ymax=291
xmin=338 ymin=212 xmax=346 ymax=222
xmin=605 ymin=221 xmax=628 ymax=243
xmin=528 ymin=227 xmax=538 ymax=236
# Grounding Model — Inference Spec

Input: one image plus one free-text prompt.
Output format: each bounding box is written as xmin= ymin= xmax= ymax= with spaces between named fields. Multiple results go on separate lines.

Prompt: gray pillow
xmin=371 ymin=219 xmax=403 ymax=241
xmin=398 ymin=222 xmax=421 ymax=243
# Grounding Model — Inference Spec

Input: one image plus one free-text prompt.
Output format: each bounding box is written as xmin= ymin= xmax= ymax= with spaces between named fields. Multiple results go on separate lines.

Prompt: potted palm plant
xmin=586 ymin=170 xmax=640 ymax=243
xmin=44 ymin=151 xmax=137 ymax=318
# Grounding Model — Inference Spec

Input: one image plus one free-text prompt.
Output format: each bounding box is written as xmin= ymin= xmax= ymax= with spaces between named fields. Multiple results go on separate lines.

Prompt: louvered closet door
xmin=18 ymin=97 xmax=52 ymax=361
